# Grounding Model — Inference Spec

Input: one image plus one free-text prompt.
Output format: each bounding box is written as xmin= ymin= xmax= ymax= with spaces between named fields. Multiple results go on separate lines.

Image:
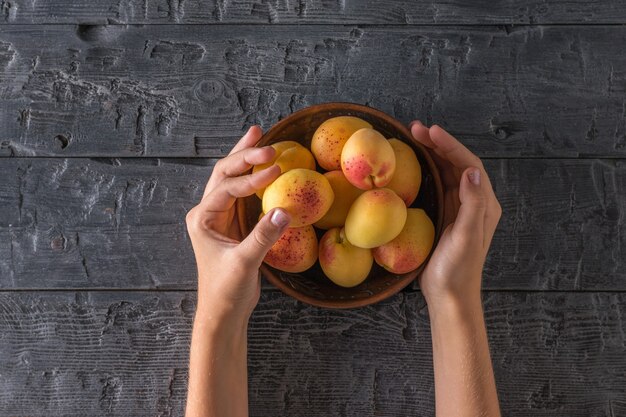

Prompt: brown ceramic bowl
xmin=237 ymin=102 xmax=444 ymax=309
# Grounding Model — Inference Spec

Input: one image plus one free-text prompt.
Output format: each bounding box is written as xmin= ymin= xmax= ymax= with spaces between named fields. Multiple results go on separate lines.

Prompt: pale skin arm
xmin=429 ymin=297 xmax=500 ymax=417
xmin=184 ymin=126 xmax=291 ymax=417
xmin=184 ymin=122 xmax=502 ymax=417
xmin=186 ymin=311 xmax=249 ymax=417
xmin=410 ymin=121 xmax=502 ymax=417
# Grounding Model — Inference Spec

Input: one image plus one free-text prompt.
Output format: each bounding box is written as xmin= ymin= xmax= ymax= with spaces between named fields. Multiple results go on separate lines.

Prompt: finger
xmin=483 ymin=199 xmax=502 ymax=248
xmin=205 ymin=146 xmax=276 ymax=197
xmin=429 ymin=125 xmax=484 ymax=171
xmin=411 ymin=121 xmax=460 ymax=189
xmin=443 ymin=186 xmax=460 ymax=228
xmin=222 ymin=146 xmax=276 ymax=177
xmin=201 ymin=164 xmax=281 ymax=213
xmin=229 ymin=125 xmax=264 ymax=155
xmin=421 ymin=124 xmax=499 ymax=248
xmin=410 ymin=121 xmax=451 ymax=166
xmin=429 ymin=125 xmax=500 ymax=203
xmin=237 ymin=207 xmax=291 ymax=267
xmin=452 ymin=167 xmax=486 ymax=248
xmin=481 ymin=163 xmax=503 ymax=237
xmin=410 ymin=120 xmax=437 ymax=149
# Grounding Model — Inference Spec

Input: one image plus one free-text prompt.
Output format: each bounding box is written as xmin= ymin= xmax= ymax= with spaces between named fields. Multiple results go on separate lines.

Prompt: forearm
xmin=186 ymin=310 xmax=249 ymax=417
xmin=429 ymin=294 xmax=501 ymax=417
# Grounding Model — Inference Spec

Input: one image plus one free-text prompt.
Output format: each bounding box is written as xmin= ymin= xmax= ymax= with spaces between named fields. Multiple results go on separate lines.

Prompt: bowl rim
xmin=237 ymin=101 xmax=445 ymax=309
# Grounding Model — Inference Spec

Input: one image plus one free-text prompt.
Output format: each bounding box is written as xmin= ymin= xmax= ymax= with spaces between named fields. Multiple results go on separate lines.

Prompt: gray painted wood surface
xmin=0 ymin=1 xmax=625 ymax=24
xmin=1 ymin=1 xmax=625 ymax=415
xmin=0 ymin=25 xmax=625 ymax=157
xmin=0 ymin=290 xmax=624 ymax=416
xmin=0 ymin=158 xmax=624 ymax=290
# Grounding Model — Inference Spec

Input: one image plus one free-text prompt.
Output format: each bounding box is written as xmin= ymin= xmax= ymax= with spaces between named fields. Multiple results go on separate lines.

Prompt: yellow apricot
xmin=311 ymin=116 xmax=372 ymax=171
xmin=253 ymin=141 xmax=316 ymax=198
xmin=262 ymin=168 xmax=334 ymax=228
xmin=344 ymin=188 xmax=407 ymax=248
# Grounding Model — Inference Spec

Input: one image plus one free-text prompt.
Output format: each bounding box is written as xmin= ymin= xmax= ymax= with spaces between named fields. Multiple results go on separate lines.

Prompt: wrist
xmin=421 ymin=272 xmax=483 ymax=317
xmin=193 ymin=302 xmax=250 ymax=338
xmin=425 ymin=291 xmax=484 ymax=324
xmin=191 ymin=312 xmax=249 ymax=360
xmin=196 ymin=295 xmax=252 ymax=324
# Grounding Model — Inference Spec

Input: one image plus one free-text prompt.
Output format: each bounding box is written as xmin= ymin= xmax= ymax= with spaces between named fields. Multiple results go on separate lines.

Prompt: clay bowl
xmin=237 ymin=102 xmax=444 ymax=309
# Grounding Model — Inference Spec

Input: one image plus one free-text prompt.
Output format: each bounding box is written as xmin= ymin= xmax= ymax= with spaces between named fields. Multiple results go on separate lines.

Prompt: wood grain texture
xmin=485 ymin=159 xmax=625 ymax=291
xmin=0 ymin=290 xmax=624 ymax=416
xmin=0 ymin=158 xmax=624 ymax=290
xmin=0 ymin=25 xmax=625 ymax=157
xmin=0 ymin=0 xmax=624 ymax=24
xmin=0 ymin=158 xmax=211 ymax=289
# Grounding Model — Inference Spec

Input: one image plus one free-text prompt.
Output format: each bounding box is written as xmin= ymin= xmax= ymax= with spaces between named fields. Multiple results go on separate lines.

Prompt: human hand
xmin=185 ymin=126 xmax=291 ymax=324
xmin=409 ymin=121 xmax=502 ymax=310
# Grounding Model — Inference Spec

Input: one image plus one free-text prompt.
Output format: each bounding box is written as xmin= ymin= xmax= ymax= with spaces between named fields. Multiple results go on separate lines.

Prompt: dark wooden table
xmin=1 ymin=2 xmax=625 ymax=416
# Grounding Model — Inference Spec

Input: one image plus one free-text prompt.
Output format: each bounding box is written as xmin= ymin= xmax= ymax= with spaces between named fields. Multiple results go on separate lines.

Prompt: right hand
xmin=185 ymin=126 xmax=291 ymax=324
xmin=409 ymin=121 xmax=502 ymax=309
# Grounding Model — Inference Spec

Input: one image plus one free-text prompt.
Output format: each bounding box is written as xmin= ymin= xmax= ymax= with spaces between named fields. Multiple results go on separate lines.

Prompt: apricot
xmin=313 ymin=170 xmax=364 ymax=230
xmin=262 ymin=168 xmax=334 ymax=228
xmin=341 ymin=128 xmax=396 ymax=190
xmin=373 ymin=208 xmax=435 ymax=274
xmin=319 ymin=227 xmax=373 ymax=287
xmin=311 ymin=116 xmax=372 ymax=171
xmin=386 ymin=139 xmax=422 ymax=206
xmin=344 ymin=188 xmax=407 ymax=248
xmin=253 ymin=141 xmax=316 ymax=198
xmin=264 ymin=224 xmax=318 ymax=273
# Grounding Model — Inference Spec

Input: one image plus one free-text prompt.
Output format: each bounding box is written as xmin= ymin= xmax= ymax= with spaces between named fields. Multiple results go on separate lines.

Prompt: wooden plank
xmin=486 ymin=158 xmax=626 ymax=290
xmin=0 ymin=290 xmax=624 ymax=416
xmin=0 ymin=158 xmax=212 ymax=289
xmin=0 ymin=25 xmax=625 ymax=157
xmin=0 ymin=0 xmax=625 ymax=24
xmin=0 ymin=158 xmax=624 ymax=290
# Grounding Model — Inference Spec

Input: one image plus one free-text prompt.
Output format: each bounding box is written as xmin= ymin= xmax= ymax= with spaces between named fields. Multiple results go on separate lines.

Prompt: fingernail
xmin=468 ymin=168 xmax=481 ymax=185
xmin=270 ymin=209 xmax=290 ymax=228
xmin=409 ymin=120 xmax=422 ymax=128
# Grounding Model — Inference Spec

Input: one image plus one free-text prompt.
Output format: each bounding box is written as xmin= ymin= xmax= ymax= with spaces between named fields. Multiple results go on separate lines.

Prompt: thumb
xmin=452 ymin=167 xmax=486 ymax=245
xmin=239 ymin=208 xmax=291 ymax=263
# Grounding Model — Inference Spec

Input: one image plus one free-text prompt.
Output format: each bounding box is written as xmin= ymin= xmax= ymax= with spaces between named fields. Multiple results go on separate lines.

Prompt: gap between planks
xmin=1 ymin=155 xmax=626 ymax=160
xmin=1 ymin=288 xmax=626 ymax=293
xmin=1 ymin=22 xmax=626 ymax=27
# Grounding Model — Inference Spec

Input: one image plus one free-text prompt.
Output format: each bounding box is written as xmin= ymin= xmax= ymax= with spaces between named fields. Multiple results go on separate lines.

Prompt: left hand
xmin=185 ymin=126 xmax=291 ymax=323
xmin=408 ymin=121 xmax=502 ymax=310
